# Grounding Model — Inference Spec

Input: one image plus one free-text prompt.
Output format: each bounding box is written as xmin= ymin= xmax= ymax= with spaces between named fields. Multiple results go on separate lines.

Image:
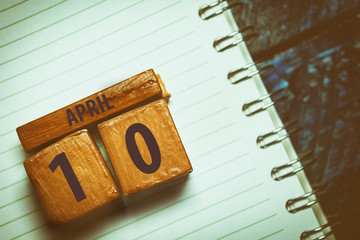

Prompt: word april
xmin=66 ymin=94 xmax=114 ymax=127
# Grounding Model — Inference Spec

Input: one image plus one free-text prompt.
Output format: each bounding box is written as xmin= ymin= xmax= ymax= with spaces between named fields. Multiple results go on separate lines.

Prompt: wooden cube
xmin=17 ymin=69 xmax=165 ymax=153
xmin=24 ymin=130 xmax=120 ymax=225
xmin=98 ymin=99 xmax=192 ymax=195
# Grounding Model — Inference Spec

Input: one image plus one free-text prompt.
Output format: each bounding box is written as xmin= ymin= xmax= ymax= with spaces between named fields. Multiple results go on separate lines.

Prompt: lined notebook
xmin=0 ymin=0 xmax=332 ymax=239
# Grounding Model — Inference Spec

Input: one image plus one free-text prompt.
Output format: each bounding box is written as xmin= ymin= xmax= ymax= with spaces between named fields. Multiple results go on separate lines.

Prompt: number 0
xmin=49 ymin=152 xmax=87 ymax=202
xmin=125 ymin=123 xmax=161 ymax=174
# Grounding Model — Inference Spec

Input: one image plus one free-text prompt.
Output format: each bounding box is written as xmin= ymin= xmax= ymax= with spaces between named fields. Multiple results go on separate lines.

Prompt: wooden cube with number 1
xmin=98 ymin=99 xmax=192 ymax=195
xmin=24 ymin=130 xmax=120 ymax=225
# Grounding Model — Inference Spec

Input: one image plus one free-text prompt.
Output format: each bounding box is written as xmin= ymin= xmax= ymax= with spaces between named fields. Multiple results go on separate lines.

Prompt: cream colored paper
xmin=0 ymin=0 xmax=326 ymax=239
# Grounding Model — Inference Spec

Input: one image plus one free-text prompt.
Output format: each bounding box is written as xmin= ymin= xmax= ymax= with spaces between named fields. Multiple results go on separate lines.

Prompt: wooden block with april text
xmin=17 ymin=69 xmax=167 ymax=152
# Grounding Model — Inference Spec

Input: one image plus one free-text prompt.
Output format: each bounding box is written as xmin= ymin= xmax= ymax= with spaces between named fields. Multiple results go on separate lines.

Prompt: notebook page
xmin=0 ymin=0 xmax=321 ymax=239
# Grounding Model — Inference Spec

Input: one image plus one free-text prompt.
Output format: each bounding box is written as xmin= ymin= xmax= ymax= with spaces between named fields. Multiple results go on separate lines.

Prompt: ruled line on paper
xmin=217 ymin=214 xmax=277 ymax=240
xmin=0 ymin=0 xmax=67 ymax=32
xmin=166 ymin=61 xmax=208 ymax=82
xmin=192 ymin=137 xmax=242 ymax=160
xmin=0 ymin=2 xmax=186 ymax=90
xmin=153 ymin=45 xmax=200 ymax=72
xmin=173 ymin=91 xmax=222 ymax=114
xmin=3 ymin=153 xmax=250 ymax=236
xmin=65 ymin=30 xmax=194 ymax=83
xmin=0 ymin=42 xmax=205 ymax=159
xmin=191 ymin=152 xmax=250 ymax=180
xmin=0 ymin=0 xmax=180 ymax=94
xmin=0 ymin=193 xmax=32 ymax=209
xmin=128 ymin=152 xmax=251 ymax=208
xmin=0 ymin=0 xmax=28 ymax=14
xmin=177 ymin=200 xmax=272 ymax=240
xmin=78 ymin=29 xmax=194 ymax=78
xmin=0 ymin=128 xmax=14 ymax=137
xmin=0 ymin=29 xmax=197 ymax=190
xmin=11 ymin=224 xmax=46 ymax=240
xmin=155 ymin=46 xmax=202 ymax=68
xmin=0 ymin=0 xmax=145 ymax=83
xmin=0 ymin=34 xmax=194 ymax=157
xmin=0 ymin=145 xmax=21 ymax=156
xmin=134 ymin=182 xmax=264 ymax=239
xmin=187 ymin=122 xmax=236 ymax=144
xmin=0 ymin=161 xmax=22 ymax=174
xmin=0 ymin=25 xmax=193 ymax=122
xmin=0 ymin=1 xmax=317 ymax=239
xmin=179 ymin=107 xmax=228 ymax=129
xmin=0 ymin=0 xmax=142 ymax=56
xmin=0 ymin=177 xmax=27 ymax=192
xmin=0 ymin=0 xmax=106 ymax=62
xmin=172 ymin=75 xmax=215 ymax=96
xmin=95 ymin=167 xmax=256 ymax=239
xmin=1 ymin=152 xmax=250 ymax=237
xmin=0 ymin=33 xmax=196 ymax=154
xmin=127 ymin=152 xmax=251 ymax=207
xmin=0 ymin=208 xmax=40 ymax=228
xmin=258 ymin=229 xmax=284 ymax=240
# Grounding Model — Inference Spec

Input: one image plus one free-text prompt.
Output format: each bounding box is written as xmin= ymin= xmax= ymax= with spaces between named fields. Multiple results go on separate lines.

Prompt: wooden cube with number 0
xmin=24 ymin=130 xmax=120 ymax=225
xmin=98 ymin=99 xmax=192 ymax=195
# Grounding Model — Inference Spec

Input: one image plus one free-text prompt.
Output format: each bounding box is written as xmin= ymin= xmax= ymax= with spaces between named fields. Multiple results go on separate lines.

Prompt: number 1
xmin=49 ymin=152 xmax=87 ymax=202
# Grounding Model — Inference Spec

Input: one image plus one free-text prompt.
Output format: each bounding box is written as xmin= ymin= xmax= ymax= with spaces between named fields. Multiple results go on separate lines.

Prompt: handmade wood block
xmin=24 ymin=130 xmax=120 ymax=225
xmin=98 ymin=99 xmax=192 ymax=195
xmin=17 ymin=69 xmax=168 ymax=152
xmin=157 ymin=74 xmax=171 ymax=102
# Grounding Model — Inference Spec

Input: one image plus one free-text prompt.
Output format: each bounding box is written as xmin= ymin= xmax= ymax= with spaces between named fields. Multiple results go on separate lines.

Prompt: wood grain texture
xmin=98 ymin=99 xmax=192 ymax=195
xmin=17 ymin=69 xmax=164 ymax=152
xmin=157 ymin=74 xmax=171 ymax=102
xmin=24 ymin=129 xmax=120 ymax=225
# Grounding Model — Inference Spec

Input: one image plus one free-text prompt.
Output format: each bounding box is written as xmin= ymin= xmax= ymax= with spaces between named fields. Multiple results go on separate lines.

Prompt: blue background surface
xmin=234 ymin=2 xmax=360 ymax=238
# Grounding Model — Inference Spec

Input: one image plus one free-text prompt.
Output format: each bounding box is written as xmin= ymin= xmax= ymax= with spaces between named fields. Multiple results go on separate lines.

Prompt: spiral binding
xmin=271 ymin=150 xmax=316 ymax=181
xmin=199 ymin=0 xmax=243 ymax=20
xmin=301 ymin=222 xmax=335 ymax=240
xmin=242 ymin=88 xmax=287 ymax=116
xmin=228 ymin=62 xmax=272 ymax=84
xmin=213 ymin=26 xmax=259 ymax=52
xmin=199 ymin=1 xmax=334 ymax=239
xmin=300 ymin=223 xmax=333 ymax=240
xmin=286 ymin=184 xmax=326 ymax=214
xmin=256 ymin=119 xmax=302 ymax=149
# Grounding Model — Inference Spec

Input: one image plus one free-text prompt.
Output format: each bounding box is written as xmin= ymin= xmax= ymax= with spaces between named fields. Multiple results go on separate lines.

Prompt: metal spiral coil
xmin=256 ymin=120 xmax=302 ymax=149
xmin=271 ymin=150 xmax=316 ymax=181
xmin=301 ymin=222 xmax=335 ymax=240
xmin=242 ymin=88 xmax=288 ymax=116
xmin=199 ymin=0 xmax=244 ymax=20
xmin=199 ymin=2 xmax=334 ymax=238
xmin=228 ymin=62 xmax=272 ymax=84
xmin=286 ymin=184 xmax=326 ymax=214
xmin=213 ymin=26 xmax=259 ymax=52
